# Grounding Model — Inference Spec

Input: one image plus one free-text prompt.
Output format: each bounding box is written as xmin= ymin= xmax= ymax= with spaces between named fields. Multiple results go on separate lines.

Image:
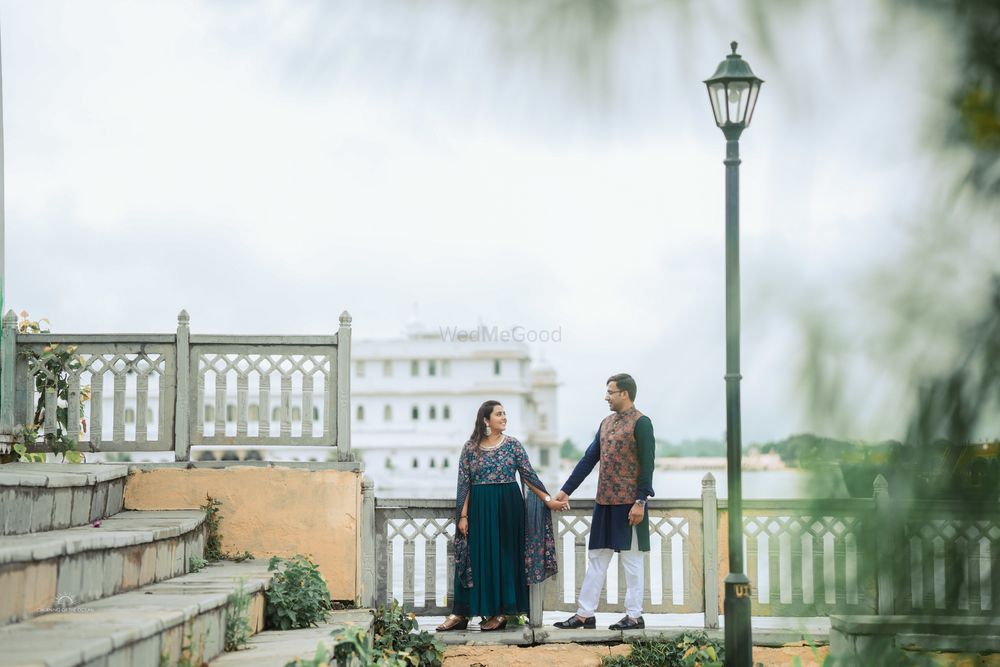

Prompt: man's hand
xmin=628 ymin=502 xmax=645 ymax=526
xmin=554 ymin=490 xmax=570 ymax=511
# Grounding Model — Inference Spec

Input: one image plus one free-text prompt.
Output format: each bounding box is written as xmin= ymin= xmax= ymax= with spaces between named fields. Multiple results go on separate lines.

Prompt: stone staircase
xmin=0 ymin=463 xmax=274 ymax=666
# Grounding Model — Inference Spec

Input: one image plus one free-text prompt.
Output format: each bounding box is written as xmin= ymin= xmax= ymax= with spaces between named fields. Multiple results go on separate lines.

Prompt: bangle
xmin=460 ymin=515 xmax=468 ymax=518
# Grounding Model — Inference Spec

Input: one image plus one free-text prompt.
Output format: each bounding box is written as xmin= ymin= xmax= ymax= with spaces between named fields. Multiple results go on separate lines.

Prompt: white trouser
xmin=576 ymin=527 xmax=644 ymax=618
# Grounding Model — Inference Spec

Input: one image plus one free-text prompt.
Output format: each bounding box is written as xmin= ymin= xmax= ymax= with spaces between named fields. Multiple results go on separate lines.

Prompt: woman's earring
xmin=485 ymin=425 xmax=492 ymax=436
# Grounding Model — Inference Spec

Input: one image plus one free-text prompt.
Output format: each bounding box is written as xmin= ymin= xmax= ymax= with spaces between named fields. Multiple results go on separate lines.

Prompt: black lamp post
xmin=704 ymin=41 xmax=763 ymax=667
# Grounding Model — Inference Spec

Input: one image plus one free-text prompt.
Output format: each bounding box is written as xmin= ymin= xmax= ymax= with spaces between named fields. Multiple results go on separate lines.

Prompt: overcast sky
xmin=0 ymin=1 xmax=974 ymax=447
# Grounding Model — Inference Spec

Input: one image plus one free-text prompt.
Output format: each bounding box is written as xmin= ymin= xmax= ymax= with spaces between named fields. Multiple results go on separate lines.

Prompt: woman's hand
xmin=545 ymin=498 xmax=568 ymax=512
xmin=458 ymin=516 xmax=469 ymax=536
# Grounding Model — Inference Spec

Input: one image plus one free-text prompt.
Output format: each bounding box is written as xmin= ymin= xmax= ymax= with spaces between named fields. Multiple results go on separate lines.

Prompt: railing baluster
xmin=745 ymin=526 xmax=759 ymax=605
xmin=136 ymin=368 xmax=148 ymax=443
xmin=0 ymin=311 xmax=16 ymax=440
xmin=790 ymin=525 xmax=804 ymax=608
xmin=66 ymin=370 xmax=81 ymax=444
xmin=195 ymin=357 xmax=205 ymax=440
xmin=302 ymin=374 xmax=314 ymax=438
xmin=259 ymin=372 xmax=270 ymax=438
xmin=236 ymin=372 xmax=248 ymax=438
xmin=44 ymin=387 xmax=58 ymax=442
xmin=403 ymin=531 xmax=416 ymax=608
xmin=845 ymin=532 xmax=858 ymax=606
xmin=801 ymin=533 xmax=814 ymax=605
xmin=662 ymin=527 xmax=674 ymax=606
xmin=779 ymin=531 xmax=792 ymax=605
xmin=90 ymin=364 xmax=104 ymax=447
xmin=214 ymin=366 xmax=226 ymax=438
xmin=769 ymin=522 xmax=781 ymax=607
xmin=424 ymin=531 xmax=436 ymax=609
xmin=956 ymin=536 xmax=970 ymax=611
xmin=812 ymin=532 xmax=826 ymax=609
xmin=280 ymin=375 xmax=292 ymax=438
xmin=112 ymin=366 xmax=126 ymax=444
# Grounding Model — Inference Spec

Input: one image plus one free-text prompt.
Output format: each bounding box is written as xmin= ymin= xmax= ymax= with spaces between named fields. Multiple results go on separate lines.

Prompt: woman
xmin=436 ymin=400 xmax=562 ymax=632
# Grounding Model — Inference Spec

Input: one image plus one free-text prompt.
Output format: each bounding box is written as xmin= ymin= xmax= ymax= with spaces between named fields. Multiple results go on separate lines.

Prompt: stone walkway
xmin=210 ymin=610 xmax=373 ymax=666
xmin=441 ymin=643 xmax=830 ymax=666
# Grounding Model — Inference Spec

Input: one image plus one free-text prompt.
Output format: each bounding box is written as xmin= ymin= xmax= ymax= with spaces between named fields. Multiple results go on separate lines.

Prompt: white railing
xmin=0 ymin=309 xmax=353 ymax=461
xmin=359 ymin=475 xmax=1000 ymax=626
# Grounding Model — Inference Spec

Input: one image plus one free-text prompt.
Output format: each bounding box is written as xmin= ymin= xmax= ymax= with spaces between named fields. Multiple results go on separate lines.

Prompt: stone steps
xmin=0 ymin=509 xmax=206 ymax=626
xmin=0 ymin=464 xmax=129 ymax=536
xmin=208 ymin=610 xmax=374 ymax=667
xmin=0 ymin=560 xmax=273 ymax=667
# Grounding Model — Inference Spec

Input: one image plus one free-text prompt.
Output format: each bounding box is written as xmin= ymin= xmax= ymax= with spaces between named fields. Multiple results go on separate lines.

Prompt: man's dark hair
xmin=606 ymin=373 xmax=637 ymax=401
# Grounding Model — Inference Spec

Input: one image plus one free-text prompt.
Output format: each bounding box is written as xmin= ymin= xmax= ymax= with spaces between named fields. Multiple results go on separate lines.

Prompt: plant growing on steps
xmin=321 ymin=602 xmax=443 ymax=667
xmin=265 ymin=554 xmax=331 ymax=630
xmin=369 ymin=601 xmax=443 ymax=667
xmin=201 ymin=495 xmax=225 ymax=561
xmin=189 ymin=556 xmax=207 ymax=573
xmin=199 ymin=495 xmax=255 ymax=563
xmin=224 ymin=578 xmax=252 ymax=652
xmin=7 ymin=312 xmax=89 ymax=464
xmin=602 ymin=631 xmax=725 ymax=667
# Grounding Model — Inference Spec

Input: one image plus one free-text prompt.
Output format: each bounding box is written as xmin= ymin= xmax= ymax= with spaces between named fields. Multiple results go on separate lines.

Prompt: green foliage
xmin=198 ymin=496 xmax=255 ymax=563
xmin=189 ymin=556 xmax=207 ymax=573
xmin=224 ymin=578 xmax=252 ymax=652
xmin=370 ymin=601 xmax=444 ymax=667
xmin=13 ymin=312 xmax=90 ymax=464
xmin=320 ymin=603 xmax=444 ymax=667
xmin=560 ymin=438 xmax=583 ymax=460
xmin=201 ymin=496 xmax=225 ymax=561
xmin=602 ymin=632 xmax=724 ymax=667
xmin=265 ymin=555 xmax=331 ymax=630
xmin=284 ymin=641 xmax=334 ymax=667
xmin=654 ymin=437 xmax=725 ymax=458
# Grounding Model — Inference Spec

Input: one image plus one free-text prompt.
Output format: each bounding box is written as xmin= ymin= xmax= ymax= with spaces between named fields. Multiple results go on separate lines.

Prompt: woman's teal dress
xmin=450 ymin=436 xmax=557 ymax=617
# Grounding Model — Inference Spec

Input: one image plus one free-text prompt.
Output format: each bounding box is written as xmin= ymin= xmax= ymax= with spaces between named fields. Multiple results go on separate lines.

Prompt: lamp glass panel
xmin=728 ymin=81 xmax=749 ymax=125
xmin=708 ymin=82 xmax=725 ymax=126
xmin=744 ymin=82 xmax=761 ymax=127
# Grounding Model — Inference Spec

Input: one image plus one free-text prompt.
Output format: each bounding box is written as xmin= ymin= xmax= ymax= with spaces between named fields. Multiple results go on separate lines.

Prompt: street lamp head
xmin=704 ymin=41 xmax=763 ymax=136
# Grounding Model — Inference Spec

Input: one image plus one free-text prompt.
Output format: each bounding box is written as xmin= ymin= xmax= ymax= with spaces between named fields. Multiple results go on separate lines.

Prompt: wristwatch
xmin=634 ymin=499 xmax=646 ymax=506
xmin=544 ymin=495 xmax=552 ymax=502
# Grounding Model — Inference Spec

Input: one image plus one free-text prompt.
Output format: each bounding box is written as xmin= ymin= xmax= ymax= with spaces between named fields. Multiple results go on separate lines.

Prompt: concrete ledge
xmin=830 ymin=614 xmax=1000 ymax=662
xmin=0 ymin=560 xmax=273 ymax=667
xmin=0 ymin=463 xmax=129 ymax=487
xmin=0 ymin=464 xmax=130 ymax=536
xmin=0 ymin=510 xmax=206 ymax=627
xmin=129 ymin=461 xmax=363 ymax=472
xmin=437 ymin=625 xmax=536 ymax=646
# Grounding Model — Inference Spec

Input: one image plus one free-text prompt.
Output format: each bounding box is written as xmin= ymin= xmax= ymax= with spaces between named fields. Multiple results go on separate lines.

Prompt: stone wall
xmin=123 ymin=465 xmax=361 ymax=600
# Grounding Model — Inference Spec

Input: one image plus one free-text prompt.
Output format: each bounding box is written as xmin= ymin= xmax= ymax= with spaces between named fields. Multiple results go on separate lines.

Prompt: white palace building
xmin=351 ymin=320 xmax=559 ymax=494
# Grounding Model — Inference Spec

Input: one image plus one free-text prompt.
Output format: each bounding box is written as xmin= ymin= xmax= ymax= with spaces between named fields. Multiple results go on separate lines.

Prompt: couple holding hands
xmin=436 ymin=373 xmax=654 ymax=633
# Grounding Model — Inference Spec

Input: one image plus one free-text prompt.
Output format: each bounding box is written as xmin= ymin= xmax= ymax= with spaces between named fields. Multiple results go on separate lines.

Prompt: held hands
xmin=628 ymin=502 xmax=645 ymax=526
xmin=547 ymin=490 xmax=570 ymax=512
xmin=545 ymin=498 xmax=570 ymax=512
xmin=458 ymin=516 xmax=469 ymax=537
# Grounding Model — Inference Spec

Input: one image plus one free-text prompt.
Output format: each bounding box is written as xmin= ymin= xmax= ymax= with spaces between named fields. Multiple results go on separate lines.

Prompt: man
xmin=553 ymin=373 xmax=654 ymax=631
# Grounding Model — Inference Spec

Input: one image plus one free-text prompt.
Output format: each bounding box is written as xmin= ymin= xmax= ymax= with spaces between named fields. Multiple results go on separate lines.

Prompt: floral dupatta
xmin=453 ymin=437 xmax=559 ymax=589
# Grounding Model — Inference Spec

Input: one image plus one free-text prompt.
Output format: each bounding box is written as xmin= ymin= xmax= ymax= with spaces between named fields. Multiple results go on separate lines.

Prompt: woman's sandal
xmin=479 ymin=615 xmax=508 ymax=632
xmin=435 ymin=615 xmax=468 ymax=632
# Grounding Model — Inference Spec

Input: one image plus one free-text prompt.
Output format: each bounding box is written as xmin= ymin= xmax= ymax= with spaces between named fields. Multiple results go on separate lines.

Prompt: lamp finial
xmin=730 ymin=41 xmax=738 ymax=55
